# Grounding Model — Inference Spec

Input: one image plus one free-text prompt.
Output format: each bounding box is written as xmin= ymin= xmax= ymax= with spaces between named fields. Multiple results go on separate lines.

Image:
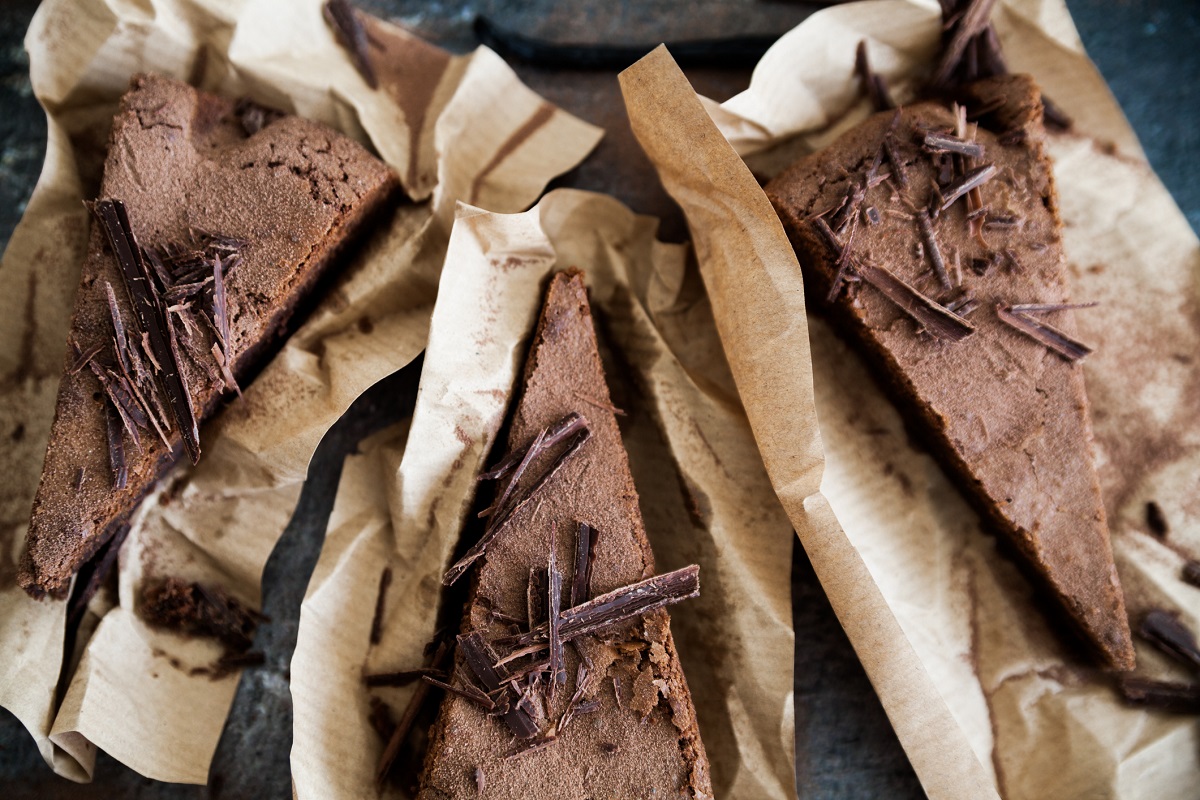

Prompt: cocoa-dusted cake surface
xmin=417 ymin=271 xmax=711 ymax=799
xmin=766 ymin=74 xmax=1135 ymax=669
xmin=20 ymin=73 xmax=398 ymax=596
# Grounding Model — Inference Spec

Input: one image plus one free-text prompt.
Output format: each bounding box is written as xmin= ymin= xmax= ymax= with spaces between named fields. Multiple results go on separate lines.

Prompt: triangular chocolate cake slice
xmin=416 ymin=271 xmax=712 ymax=798
xmin=766 ymin=75 xmax=1135 ymax=669
xmin=20 ymin=74 xmax=398 ymax=596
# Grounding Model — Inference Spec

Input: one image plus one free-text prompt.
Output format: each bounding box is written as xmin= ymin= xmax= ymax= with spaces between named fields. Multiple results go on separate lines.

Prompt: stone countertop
xmin=0 ymin=1 xmax=1195 ymax=798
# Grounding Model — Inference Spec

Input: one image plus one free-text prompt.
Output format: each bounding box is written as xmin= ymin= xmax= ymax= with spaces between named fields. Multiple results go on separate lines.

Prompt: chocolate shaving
xmin=421 ymin=674 xmax=498 ymax=711
xmin=828 ymin=167 xmax=870 ymax=234
xmin=68 ymin=341 xmax=104 ymax=375
xmin=363 ymin=668 xmax=443 ymax=688
xmin=916 ymin=211 xmax=952 ymax=290
xmin=1041 ymin=95 xmax=1072 ymax=131
xmin=66 ymin=520 xmax=131 ymax=626
xmin=96 ymin=366 xmax=142 ymax=458
xmin=857 ymin=261 xmax=975 ymax=341
xmin=558 ymin=663 xmax=592 ymax=733
xmin=864 ymin=206 xmax=881 ymax=226
xmin=445 ymin=414 xmax=592 ymax=585
xmin=1117 ymin=676 xmax=1200 ymax=714
xmin=547 ymin=524 xmax=566 ymax=704
xmin=323 ymin=0 xmax=377 ymax=89
xmin=475 ymin=767 xmax=486 ymax=793
xmin=104 ymin=281 xmax=133 ymax=375
xmin=369 ymin=566 xmax=392 ymax=646
xmin=211 ymin=254 xmax=230 ymax=349
xmin=943 ymin=289 xmax=978 ymax=316
xmin=854 ymin=40 xmax=894 ymax=112
xmin=931 ymin=0 xmax=999 ymax=89
xmin=527 ymin=567 xmax=547 ymax=629
xmin=924 ymin=131 xmax=985 ymax=158
xmin=375 ymin=640 xmax=449 ymax=785
xmin=368 ymin=697 xmax=396 ymax=742
xmin=479 ymin=412 xmax=588 ymax=482
xmin=1182 ymin=560 xmax=1200 ymax=589
xmin=938 ymin=164 xmax=997 ymax=212
xmin=142 ymin=246 xmax=173 ymax=293
xmin=210 ymin=343 xmax=242 ymax=397
xmin=812 ymin=218 xmax=855 ymax=302
xmin=505 ymin=735 xmax=557 ymax=761
xmin=882 ymin=127 xmax=907 ymax=188
xmin=1142 ymin=501 xmax=1171 ymax=537
xmin=513 ymin=565 xmax=701 ymax=648
xmin=495 ymin=642 xmax=549 ymax=669
xmin=459 ymin=632 xmax=540 ymax=739
xmin=94 ymin=199 xmax=200 ymax=463
xmin=1139 ymin=609 xmax=1200 ymax=670
xmin=571 ymin=522 xmax=599 ymax=607
xmin=1008 ymin=302 xmax=1098 ymax=314
xmin=995 ymin=304 xmax=1093 ymax=362
xmin=234 ymin=98 xmax=285 ymax=137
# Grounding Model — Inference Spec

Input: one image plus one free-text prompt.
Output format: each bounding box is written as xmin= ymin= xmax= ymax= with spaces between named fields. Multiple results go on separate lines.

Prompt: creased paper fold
xmin=625 ymin=1 xmax=1200 ymax=798
xmin=290 ymin=190 xmax=797 ymax=799
xmin=0 ymin=0 xmax=599 ymax=784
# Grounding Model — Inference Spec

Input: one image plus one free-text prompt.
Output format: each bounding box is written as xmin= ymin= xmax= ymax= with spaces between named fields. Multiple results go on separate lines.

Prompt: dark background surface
xmin=0 ymin=1 xmax=1196 ymax=798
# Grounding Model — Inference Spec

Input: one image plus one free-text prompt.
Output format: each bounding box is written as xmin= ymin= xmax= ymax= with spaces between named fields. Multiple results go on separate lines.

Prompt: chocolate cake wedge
xmin=20 ymin=73 xmax=398 ymax=596
xmin=765 ymin=74 xmax=1135 ymax=669
xmin=416 ymin=271 xmax=712 ymax=799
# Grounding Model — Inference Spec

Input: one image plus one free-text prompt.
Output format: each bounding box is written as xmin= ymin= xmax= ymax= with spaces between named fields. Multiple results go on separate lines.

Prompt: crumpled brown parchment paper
xmin=289 ymin=190 xmax=798 ymax=799
xmin=623 ymin=1 xmax=1200 ymax=798
xmin=0 ymin=0 xmax=600 ymax=784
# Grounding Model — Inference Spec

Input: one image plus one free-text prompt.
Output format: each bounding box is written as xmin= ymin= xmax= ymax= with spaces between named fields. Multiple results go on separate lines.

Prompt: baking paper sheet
xmin=623 ymin=1 xmax=1200 ymax=798
xmin=290 ymin=190 xmax=798 ymax=799
xmin=0 ymin=0 xmax=599 ymax=783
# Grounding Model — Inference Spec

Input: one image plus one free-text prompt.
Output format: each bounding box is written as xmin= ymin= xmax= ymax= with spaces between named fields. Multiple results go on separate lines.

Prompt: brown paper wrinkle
xmin=623 ymin=2 xmax=1198 ymax=799
xmin=0 ymin=0 xmax=600 ymax=785
xmin=291 ymin=191 xmax=796 ymax=799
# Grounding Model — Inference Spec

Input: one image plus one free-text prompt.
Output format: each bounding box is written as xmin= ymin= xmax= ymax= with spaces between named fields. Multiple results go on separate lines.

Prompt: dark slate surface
xmin=0 ymin=1 xmax=1196 ymax=798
